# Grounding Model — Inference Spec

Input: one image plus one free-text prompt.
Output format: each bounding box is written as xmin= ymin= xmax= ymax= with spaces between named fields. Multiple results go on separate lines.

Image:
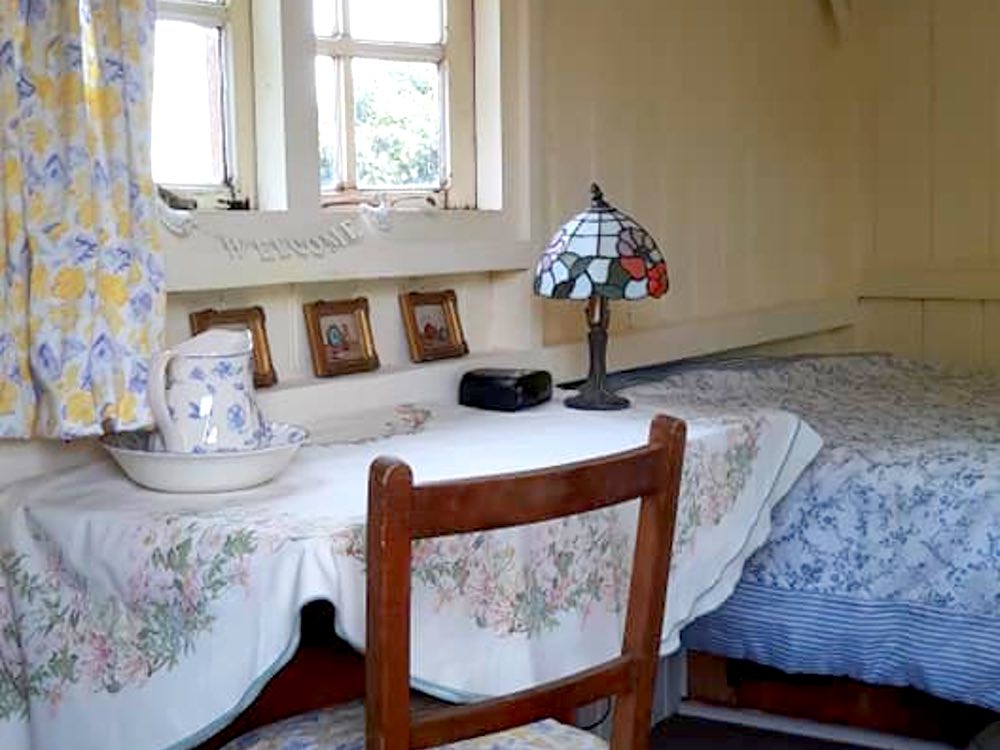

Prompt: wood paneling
xmin=863 ymin=268 xmax=1000 ymax=299
xmin=859 ymin=297 xmax=1000 ymax=372
xmin=540 ymin=0 xmax=866 ymax=345
xmin=930 ymin=0 xmax=994 ymax=268
xmin=985 ymin=301 xmax=1000 ymax=370
xmin=863 ymin=0 xmax=1000 ymax=373
xmin=871 ymin=0 xmax=932 ymax=269
xmin=923 ymin=300 xmax=984 ymax=370
xmin=738 ymin=325 xmax=858 ymax=358
xmin=869 ymin=0 xmax=1000 ymax=270
xmin=859 ymin=299 xmax=922 ymax=360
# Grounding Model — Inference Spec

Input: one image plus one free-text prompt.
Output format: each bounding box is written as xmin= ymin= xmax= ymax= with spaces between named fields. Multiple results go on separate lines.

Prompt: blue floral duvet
xmin=616 ymin=354 xmax=1000 ymax=711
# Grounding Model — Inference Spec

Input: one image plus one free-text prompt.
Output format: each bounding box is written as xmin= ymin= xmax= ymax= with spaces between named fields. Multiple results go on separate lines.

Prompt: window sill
xmin=162 ymin=206 xmax=534 ymax=293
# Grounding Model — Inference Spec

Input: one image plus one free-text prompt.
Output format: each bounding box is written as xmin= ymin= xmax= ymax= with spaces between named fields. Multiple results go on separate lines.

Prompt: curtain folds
xmin=0 ymin=0 xmax=164 ymax=439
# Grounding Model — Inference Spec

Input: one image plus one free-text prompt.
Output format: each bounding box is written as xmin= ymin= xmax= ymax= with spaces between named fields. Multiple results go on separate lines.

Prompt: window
xmin=313 ymin=0 xmax=475 ymax=207
xmin=152 ymin=0 xmax=254 ymax=206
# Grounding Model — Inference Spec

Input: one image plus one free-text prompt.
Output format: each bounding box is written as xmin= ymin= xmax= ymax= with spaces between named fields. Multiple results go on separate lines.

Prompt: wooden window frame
xmin=155 ymin=0 xmax=256 ymax=208
xmin=314 ymin=0 xmax=476 ymax=209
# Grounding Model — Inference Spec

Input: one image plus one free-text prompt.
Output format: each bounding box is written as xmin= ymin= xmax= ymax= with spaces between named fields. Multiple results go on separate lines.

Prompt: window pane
xmin=348 ymin=0 xmax=442 ymax=43
xmin=151 ymin=20 xmax=226 ymax=186
xmin=315 ymin=56 xmax=341 ymax=192
xmin=313 ymin=0 xmax=337 ymax=37
xmin=353 ymin=59 xmax=441 ymax=190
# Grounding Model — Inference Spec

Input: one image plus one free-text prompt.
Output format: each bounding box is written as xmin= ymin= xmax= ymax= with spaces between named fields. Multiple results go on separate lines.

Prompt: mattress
xmin=614 ymin=354 xmax=1000 ymax=711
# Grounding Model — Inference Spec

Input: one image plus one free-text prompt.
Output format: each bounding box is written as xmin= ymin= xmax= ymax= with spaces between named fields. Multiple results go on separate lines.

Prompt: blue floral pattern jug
xmin=148 ymin=329 xmax=269 ymax=453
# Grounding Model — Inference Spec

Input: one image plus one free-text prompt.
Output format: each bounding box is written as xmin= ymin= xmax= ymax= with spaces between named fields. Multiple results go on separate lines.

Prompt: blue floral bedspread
xmin=616 ymin=354 xmax=1000 ymax=711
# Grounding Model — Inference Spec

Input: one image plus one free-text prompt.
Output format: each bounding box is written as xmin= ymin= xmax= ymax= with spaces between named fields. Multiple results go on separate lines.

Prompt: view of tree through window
xmin=151 ymin=1 xmax=466 ymax=202
xmin=314 ymin=0 xmax=447 ymax=195
xmin=353 ymin=60 xmax=440 ymax=189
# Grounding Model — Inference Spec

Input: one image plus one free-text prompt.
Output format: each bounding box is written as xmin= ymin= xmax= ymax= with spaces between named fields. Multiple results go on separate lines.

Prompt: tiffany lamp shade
xmin=534 ymin=184 xmax=669 ymax=410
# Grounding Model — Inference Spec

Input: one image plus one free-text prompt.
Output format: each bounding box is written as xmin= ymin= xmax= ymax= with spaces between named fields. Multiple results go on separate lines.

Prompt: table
xmin=0 ymin=398 xmax=820 ymax=750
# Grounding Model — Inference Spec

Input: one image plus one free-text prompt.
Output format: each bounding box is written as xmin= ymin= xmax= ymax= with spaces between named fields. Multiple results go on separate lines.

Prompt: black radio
xmin=458 ymin=369 xmax=553 ymax=412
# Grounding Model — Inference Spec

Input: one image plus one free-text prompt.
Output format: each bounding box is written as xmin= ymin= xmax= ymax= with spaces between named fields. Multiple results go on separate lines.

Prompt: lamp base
xmin=563 ymin=295 xmax=630 ymax=411
xmin=564 ymin=386 xmax=630 ymax=411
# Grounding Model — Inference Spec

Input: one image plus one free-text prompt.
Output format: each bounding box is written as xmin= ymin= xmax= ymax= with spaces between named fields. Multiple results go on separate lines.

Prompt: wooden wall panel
xmin=863 ymin=0 xmax=1000 ymax=374
xmin=859 ymin=299 xmax=923 ymax=360
xmin=983 ymin=301 xmax=1000 ymax=370
xmin=870 ymin=0 xmax=1000 ymax=272
xmin=541 ymin=0 xmax=866 ymax=346
xmin=994 ymin=25 xmax=1000 ymax=269
xmin=930 ymin=0 xmax=993 ymax=268
xmin=858 ymin=298 xmax=1000 ymax=373
xmin=740 ymin=325 xmax=859 ymax=358
xmin=922 ymin=300 xmax=984 ymax=371
xmin=872 ymin=0 xmax=932 ymax=269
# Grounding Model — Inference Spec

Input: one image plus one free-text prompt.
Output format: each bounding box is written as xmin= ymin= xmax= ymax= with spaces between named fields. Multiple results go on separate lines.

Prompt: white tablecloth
xmin=0 ymin=398 xmax=820 ymax=750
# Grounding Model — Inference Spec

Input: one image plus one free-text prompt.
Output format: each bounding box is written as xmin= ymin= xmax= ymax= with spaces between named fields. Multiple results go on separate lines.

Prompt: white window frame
xmin=154 ymin=0 xmax=256 ymax=208
xmin=314 ymin=0 xmax=476 ymax=209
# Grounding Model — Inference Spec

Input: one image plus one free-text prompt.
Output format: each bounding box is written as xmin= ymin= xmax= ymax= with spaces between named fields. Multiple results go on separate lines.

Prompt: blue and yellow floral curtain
xmin=0 ymin=0 xmax=164 ymax=439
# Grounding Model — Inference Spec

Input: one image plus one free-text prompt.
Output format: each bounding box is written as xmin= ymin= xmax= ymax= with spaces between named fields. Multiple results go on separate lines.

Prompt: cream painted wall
xmin=538 ymin=0 xmax=868 ymax=348
xmin=1 ymin=0 xmax=870 ymax=485
xmin=166 ymin=275 xmax=503 ymax=387
xmin=859 ymin=0 xmax=1000 ymax=372
xmin=0 ymin=0 xmax=544 ymax=484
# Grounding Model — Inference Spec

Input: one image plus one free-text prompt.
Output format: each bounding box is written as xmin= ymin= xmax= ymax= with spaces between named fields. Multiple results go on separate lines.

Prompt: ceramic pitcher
xmin=148 ymin=329 xmax=269 ymax=453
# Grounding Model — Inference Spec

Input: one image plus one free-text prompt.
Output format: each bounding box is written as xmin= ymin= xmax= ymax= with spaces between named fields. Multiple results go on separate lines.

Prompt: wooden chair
xmin=222 ymin=415 xmax=686 ymax=750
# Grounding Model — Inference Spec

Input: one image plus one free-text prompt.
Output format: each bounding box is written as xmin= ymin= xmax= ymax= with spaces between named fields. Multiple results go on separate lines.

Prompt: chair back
xmin=366 ymin=414 xmax=687 ymax=750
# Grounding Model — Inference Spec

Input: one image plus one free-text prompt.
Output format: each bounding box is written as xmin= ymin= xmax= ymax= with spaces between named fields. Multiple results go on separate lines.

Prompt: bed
xmin=611 ymin=353 xmax=1000 ymax=713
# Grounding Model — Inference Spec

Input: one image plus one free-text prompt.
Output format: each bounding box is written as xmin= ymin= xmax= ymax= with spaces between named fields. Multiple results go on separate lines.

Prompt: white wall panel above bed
xmin=922 ymin=300 xmax=985 ymax=372
xmin=858 ymin=299 xmax=923 ymax=361
xmin=870 ymin=0 xmax=932 ymax=271
xmin=862 ymin=0 xmax=1000 ymax=374
xmin=984 ymin=302 xmax=1000 ymax=371
xmin=859 ymin=298 xmax=1000 ymax=373
xmin=929 ymin=0 xmax=994 ymax=270
xmin=538 ymin=0 xmax=868 ymax=349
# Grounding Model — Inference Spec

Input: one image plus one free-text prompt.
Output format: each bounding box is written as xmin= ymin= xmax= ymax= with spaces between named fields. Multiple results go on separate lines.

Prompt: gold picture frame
xmin=399 ymin=290 xmax=468 ymax=363
xmin=303 ymin=298 xmax=380 ymax=377
xmin=189 ymin=306 xmax=278 ymax=388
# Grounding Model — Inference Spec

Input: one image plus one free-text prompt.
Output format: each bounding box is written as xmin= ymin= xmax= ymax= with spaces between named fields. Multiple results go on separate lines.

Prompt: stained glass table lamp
xmin=534 ymin=183 xmax=669 ymax=410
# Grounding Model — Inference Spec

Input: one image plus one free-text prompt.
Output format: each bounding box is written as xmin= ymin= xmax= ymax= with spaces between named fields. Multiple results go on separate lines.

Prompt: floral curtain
xmin=0 ymin=0 xmax=164 ymax=439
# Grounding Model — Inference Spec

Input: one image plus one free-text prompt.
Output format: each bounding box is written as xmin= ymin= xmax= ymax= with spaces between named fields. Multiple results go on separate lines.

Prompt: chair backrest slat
xmin=410 ymin=446 xmax=669 ymax=539
xmin=409 ymin=657 xmax=635 ymax=749
xmin=366 ymin=414 xmax=687 ymax=750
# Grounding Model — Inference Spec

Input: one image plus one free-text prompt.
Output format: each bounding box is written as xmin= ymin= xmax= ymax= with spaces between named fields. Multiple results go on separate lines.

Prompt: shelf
xmin=163 ymin=209 xmax=538 ymax=293
xmin=255 ymin=298 xmax=857 ymax=429
xmin=256 ymin=347 xmax=572 ymax=428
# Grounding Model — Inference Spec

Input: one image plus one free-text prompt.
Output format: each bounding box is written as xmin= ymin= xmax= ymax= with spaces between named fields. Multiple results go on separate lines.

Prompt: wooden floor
xmin=652 ymin=716 xmax=870 ymax=750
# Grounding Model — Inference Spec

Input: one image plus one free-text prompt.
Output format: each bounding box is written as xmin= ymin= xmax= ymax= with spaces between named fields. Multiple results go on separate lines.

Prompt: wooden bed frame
xmin=687 ymin=651 xmax=998 ymax=748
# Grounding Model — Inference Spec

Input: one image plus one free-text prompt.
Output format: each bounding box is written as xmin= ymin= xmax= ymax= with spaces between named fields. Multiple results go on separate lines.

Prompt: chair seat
xmin=221 ymin=700 xmax=608 ymax=750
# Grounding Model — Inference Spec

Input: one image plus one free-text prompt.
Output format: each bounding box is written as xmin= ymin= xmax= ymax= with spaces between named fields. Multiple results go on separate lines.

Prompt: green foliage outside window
xmin=319 ymin=62 xmax=441 ymax=191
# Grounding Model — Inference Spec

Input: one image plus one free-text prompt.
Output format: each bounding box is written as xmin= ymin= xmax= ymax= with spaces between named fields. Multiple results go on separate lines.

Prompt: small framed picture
xmin=189 ymin=306 xmax=277 ymax=388
xmin=399 ymin=290 xmax=468 ymax=363
xmin=303 ymin=298 xmax=380 ymax=377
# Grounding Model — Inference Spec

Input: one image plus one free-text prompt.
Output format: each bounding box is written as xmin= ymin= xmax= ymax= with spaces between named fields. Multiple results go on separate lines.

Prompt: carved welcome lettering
xmin=220 ymin=221 xmax=362 ymax=262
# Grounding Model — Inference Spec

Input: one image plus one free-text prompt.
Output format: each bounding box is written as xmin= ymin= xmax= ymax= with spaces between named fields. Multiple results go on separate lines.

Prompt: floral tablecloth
xmin=0 ymin=398 xmax=820 ymax=750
